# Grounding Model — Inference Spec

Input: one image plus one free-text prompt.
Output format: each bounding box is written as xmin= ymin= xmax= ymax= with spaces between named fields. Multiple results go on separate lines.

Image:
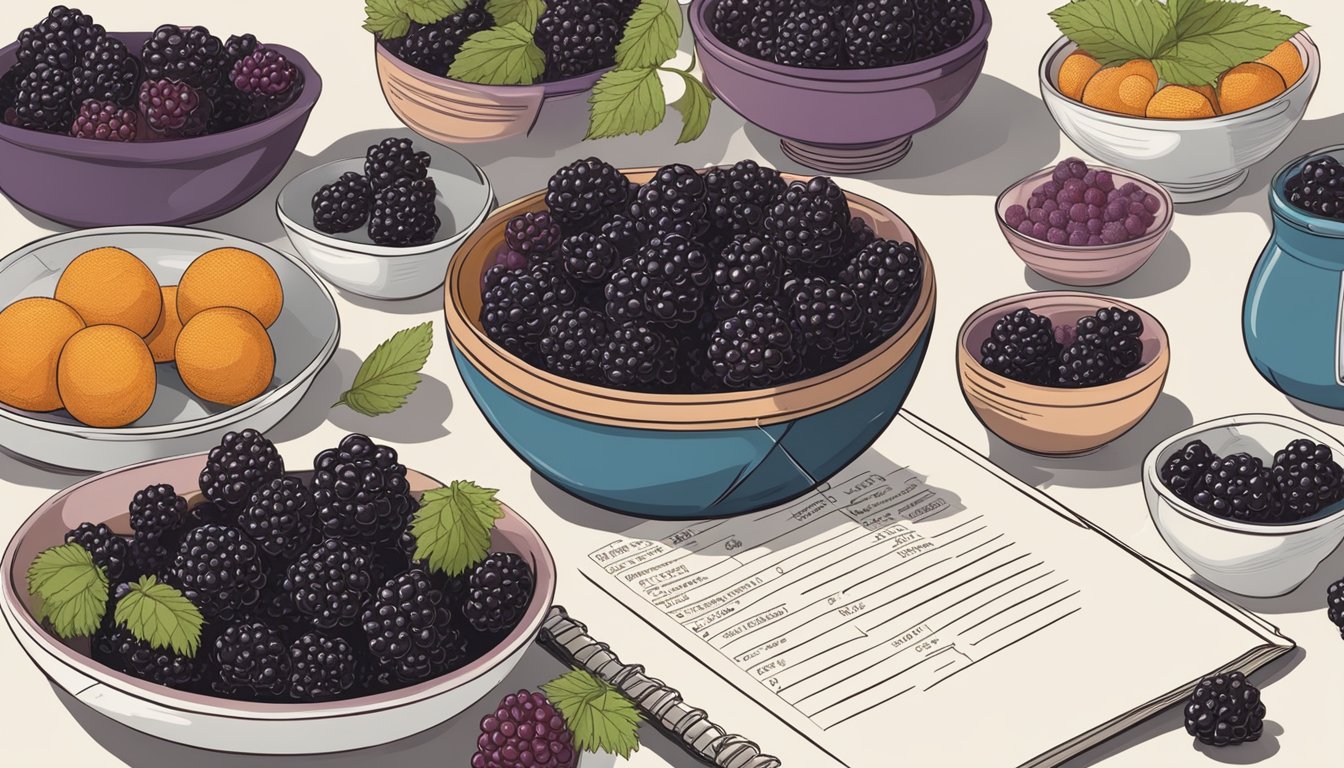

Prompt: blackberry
xmin=239 ymin=476 xmax=316 ymax=561
xmin=1270 ymin=439 xmax=1344 ymax=520
xmin=1160 ymin=439 xmax=1216 ymax=504
xmin=916 ymin=0 xmax=976 ymax=60
xmin=128 ymin=538 xmax=175 ymax=578
xmin=605 ymin=235 xmax=712 ymax=326
xmin=471 ymin=690 xmax=577 ymax=768
xmin=288 ymin=632 xmax=358 ymax=701
xmin=629 ymin=163 xmax=709 ymax=241
xmin=1328 ymin=578 xmax=1344 ymax=639
xmin=704 ymin=160 xmax=786 ymax=238
xmin=15 ymin=5 xmax=105 ymax=72
xmin=138 ymin=78 xmax=210 ymax=138
xmin=775 ymin=0 xmax=846 ymax=68
xmin=140 ymin=24 xmax=225 ymax=90
xmin=1184 ymin=672 xmax=1265 ymax=747
xmin=712 ymin=236 xmax=783 ymax=319
xmin=250 ymin=577 xmax=300 ymax=628
xmin=845 ymin=217 xmax=877 ymax=256
xmin=69 ymin=98 xmax=136 ymax=141
xmin=979 ymin=308 xmax=1059 ymax=386
xmin=1055 ymin=339 xmax=1123 ymax=388
xmin=364 ymin=137 xmax=431 ymax=192
xmin=1194 ymin=453 xmax=1282 ymax=523
xmin=844 ymin=0 xmax=917 ymax=67
xmin=94 ymin=624 xmax=196 ymax=688
xmin=840 ymin=239 xmax=922 ymax=342
xmin=362 ymin=568 xmax=465 ymax=684
xmin=535 ymin=2 xmax=619 ymax=81
xmin=70 ymin=36 xmax=140 ymax=108
xmin=204 ymin=83 xmax=253 ymax=133
xmin=13 ymin=63 xmax=75 ymax=132
xmin=545 ymin=157 xmax=633 ymax=232
xmin=505 ymin=211 xmax=563 ymax=258
xmin=712 ymin=0 xmax=759 ymax=51
xmin=210 ymin=620 xmax=288 ymax=697
xmin=64 ymin=522 xmax=128 ymax=580
xmin=285 ymin=538 xmax=377 ymax=629
xmin=312 ymin=172 xmax=373 ymax=234
xmin=1285 ymin=155 xmax=1344 ymax=220
xmin=540 ymin=307 xmax=609 ymax=382
xmin=397 ymin=3 xmax=494 ymax=75
xmin=167 ymin=524 xmax=266 ymax=620
xmin=481 ymin=263 xmax=578 ymax=358
xmin=464 ymin=552 xmax=535 ymax=635
xmin=129 ymin=484 xmax=187 ymax=546
xmin=230 ymin=47 xmax=297 ymax=96
xmin=709 ymin=302 xmax=804 ymax=389
xmin=765 ymin=177 xmax=851 ymax=271
xmin=744 ymin=0 xmax=795 ymax=62
xmin=600 ymin=214 xmax=642 ymax=259
xmin=788 ymin=275 xmax=865 ymax=360
xmin=200 ymin=429 xmax=285 ymax=511
xmin=223 ymin=33 xmax=260 ymax=64
xmin=601 ymin=323 xmax=678 ymax=390
xmin=1075 ymin=306 xmax=1144 ymax=372
xmin=560 ymin=231 xmax=619 ymax=285
xmin=312 ymin=434 xmax=416 ymax=545
xmin=369 ymin=177 xmax=441 ymax=246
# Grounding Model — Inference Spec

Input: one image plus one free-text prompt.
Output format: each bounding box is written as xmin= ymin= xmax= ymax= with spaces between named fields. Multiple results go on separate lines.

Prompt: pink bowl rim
xmin=994 ymin=163 xmax=1174 ymax=254
xmin=373 ymin=40 xmax=609 ymax=98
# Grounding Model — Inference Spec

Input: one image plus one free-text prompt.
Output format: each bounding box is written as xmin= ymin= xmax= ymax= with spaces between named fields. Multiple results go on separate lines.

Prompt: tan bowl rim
xmin=445 ymin=167 xmax=937 ymax=430
xmin=994 ymin=164 xmax=1174 ymax=253
xmin=373 ymin=38 xmax=610 ymax=95
xmin=1038 ymin=32 xmax=1319 ymax=126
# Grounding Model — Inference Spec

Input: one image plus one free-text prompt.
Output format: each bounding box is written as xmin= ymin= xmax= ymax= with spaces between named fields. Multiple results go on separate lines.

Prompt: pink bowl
xmin=995 ymin=166 xmax=1173 ymax=287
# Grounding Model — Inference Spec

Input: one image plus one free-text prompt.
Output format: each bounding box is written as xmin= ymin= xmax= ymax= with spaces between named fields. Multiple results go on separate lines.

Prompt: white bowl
xmin=0 ymin=227 xmax=339 ymax=472
xmin=1143 ymin=414 xmax=1344 ymax=597
xmin=1039 ymin=33 xmax=1320 ymax=203
xmin=277 ymin=140 xmax=494 ymax=300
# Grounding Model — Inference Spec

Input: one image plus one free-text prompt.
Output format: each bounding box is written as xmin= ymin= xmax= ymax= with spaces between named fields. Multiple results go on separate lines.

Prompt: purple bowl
xmin=0 ymin=32 xmax=321 ymax=228
xmin=690 ymin=0 xmax=991 ymax=174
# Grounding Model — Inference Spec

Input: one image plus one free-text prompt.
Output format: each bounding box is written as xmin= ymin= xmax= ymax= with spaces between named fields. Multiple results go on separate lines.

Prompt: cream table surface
xmin=0 ymin=1 xmax=1340 ymax=766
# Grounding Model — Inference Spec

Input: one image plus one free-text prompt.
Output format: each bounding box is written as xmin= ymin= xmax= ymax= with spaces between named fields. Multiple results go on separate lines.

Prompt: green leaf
xmin=616 ymin=0 xmax=683 ymax=70
xmin=365 ymin=0 xmax=413 ymax=39
xmin=403 ymin=0 xmax=468 ymax=25
xmin=411 ymin=481 xmax=504 ymax=577
xmin=669 ymin=69 xmax=713 ymax=144
xmin=586 ymin=67 xmax=665 ymax=140
xmin=26 ymin=543 xmax=108 ymax=639
xmin=486 ymin=0 xmax=546 ymax=31
xmin=1159 ymin=0 xmax=1306 ymax=74
xmin=1049 ymin=0 xmax=1175 ymax=65
xmin=335 ymin=322 xmax=434 ymax=417
xmin=542 ymin=670 xmax=642 ymax=759
xmin=448 ymin=22 xmax=546 ymax=85
xmin=114 ymin=576 xmax=204 ymax=656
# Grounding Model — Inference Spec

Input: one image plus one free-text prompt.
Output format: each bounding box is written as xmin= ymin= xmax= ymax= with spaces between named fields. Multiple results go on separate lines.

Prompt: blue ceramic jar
xmin=1244 ymin=147 xmax=1344 ymax=409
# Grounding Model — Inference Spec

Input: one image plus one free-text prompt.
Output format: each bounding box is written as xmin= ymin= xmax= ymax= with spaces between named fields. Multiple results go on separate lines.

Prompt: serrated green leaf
xmin=542 ymin=670 xmax=642 ymax=759
xmin=335 ymin=322 xmax=434 ymax=417
xmin=486 ymin=0 xmax=546 ymax=31
xmin=587 ymin=67 xmax=665 ymax=140
xmin=448 ymin=22 xmax=546 ymax=84
xmin=115 ymin=577 xmax=204 ymax=656
xmin=1050 ymin=0 xmax=1175 ymax=65
xmin=1151 ymin=43 xmax=1228 ymax=86
xmin=1164 ymin=0 xmax=1206 ymax=26
xmin=616 ymin=0 xmax=683 ymax=70
xmin=403 ymin=0 xmax=468 ymax=25
xmin=26 ymin=543 xmax=108 ymax=639
xmin=411 ymin=481 xmax=504 ymax=577
xmin=1159 ymin=0 xmax=1306 ymax=73
xmin=365 ymin=0 xmax=413 ymax=39
xmin=669 ymin=70 xmax=713 ymax=144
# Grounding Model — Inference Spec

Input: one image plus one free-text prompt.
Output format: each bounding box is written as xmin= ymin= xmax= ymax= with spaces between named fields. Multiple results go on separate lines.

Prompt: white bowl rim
xmin=276 ymin=152 xmax=494 ymax=259
xmin=1143 ymin=412 xmax=1344 ymax=535
xmin=0 ymin=226 xmax=340 ymax=439
xmin=994 ymin=163 xmax=1174 ymax=252
xmin=1038 ymin=32 xmax=1320 ymax=126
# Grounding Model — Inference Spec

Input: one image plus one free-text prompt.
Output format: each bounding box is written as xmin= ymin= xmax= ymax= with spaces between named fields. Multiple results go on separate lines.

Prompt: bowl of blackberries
xmin=444 ymin=157 xmax=936 ymax=519
xmin=997 ymin=158 xmax=1173 ymax=287
xmin=0 ymin=6 xmax=320 ymax=228
xmin=691 ymin=0 xmax=991 ymax=174
xmin=958 ymin=291 xmax=1169 ymax=456
xmin=0 ymin=430 xmax=555 ymax=753
xmin=1144 ymin=414 xmax=1344 ymax=597
xmin=277 ymin=135 xmax=495 ymax=300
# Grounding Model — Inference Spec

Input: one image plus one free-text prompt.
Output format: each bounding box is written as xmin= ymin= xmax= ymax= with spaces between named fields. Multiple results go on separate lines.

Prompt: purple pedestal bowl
xmin=690 ymin=0 xmax=991 ymax=175
xmin=0 ymin=33 xmax=321 ymax=228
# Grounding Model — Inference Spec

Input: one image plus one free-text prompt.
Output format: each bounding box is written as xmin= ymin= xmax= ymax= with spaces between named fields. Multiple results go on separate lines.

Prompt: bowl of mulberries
xmin=0 ymin=6 xmax=320 ymax=228
xmin=996 ymin=158 xmax=1174 ymax=286
xmin=690 ymin=0 xmax=991 ymax=174
xmin=0 ymin=429 xmax=556 ymax=753
xmin=957 ymin=291 xmax=1170 ymax=456
xmin=443 ymin=157 xmax=936 ymax=519
xmin=1143 ymin=414 xmax=1344 ymax=597
xmin=276 ymin=135 xmax=495 ymax=300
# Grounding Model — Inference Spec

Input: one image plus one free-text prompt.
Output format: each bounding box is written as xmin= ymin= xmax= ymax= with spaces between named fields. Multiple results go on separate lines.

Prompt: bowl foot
xmin=780 ymin=136 xmax=913 ymax=175
xmin=1160 ymin=168 xmax=1250 ymax=204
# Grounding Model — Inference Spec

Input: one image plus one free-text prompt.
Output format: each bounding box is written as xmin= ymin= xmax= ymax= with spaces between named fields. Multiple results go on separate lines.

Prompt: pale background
xmin=0 ymin=0 xmax=1340 ymax=766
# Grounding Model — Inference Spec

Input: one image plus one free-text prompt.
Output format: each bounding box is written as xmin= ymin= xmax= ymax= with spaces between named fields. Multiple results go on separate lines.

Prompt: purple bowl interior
xmin=995 ymin=166 xmax=1173 ymax=255
xmin=962 ymin=293 xmax=1165 ymax=374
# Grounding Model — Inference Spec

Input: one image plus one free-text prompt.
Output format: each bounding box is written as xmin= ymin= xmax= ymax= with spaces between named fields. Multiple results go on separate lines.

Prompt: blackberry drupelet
xmin=704 ymin=160 xmax=786 ymax=238
xmin=978 ymin=308 xmax=1059 ymax=386
xmin=1270 ymin=439 xmax=1344 ymax=520
xmin=540 ymin=307 xmax=609 ymax=382
xmin=363 ymin=568 xmax=465 ymax=684
xmin=1075 ymin=306 xmax=1144 ymax=372
xmin=1285 ymin=155 xmax=1344 ymax=221
xmin=775 ymin=0 xmax=846 ymax=68
xmin=628 ymin=163 xmax=709 ymax=241
xmin=69 ymin=98 xmax=136 ymax=140
xmin=140 ymin=24 xmax=225 ymax=89
xmin=481 ymin=263 xmax=578 ymax=358
xmin=396 ymin=2 xmax=493 ymax=75
xmin=364 ymin=137 xmax=431 ymax=192
xmin=200 ymin=429 xmax=285 ymax=511
xmin=210 ymin=620 xmax=289 ymax=697
xmin=129 ymin=483 xmax=187 ymax=546
xmin=1194 ymin=453 xmax=1281 ymax=522
xmin=239 ymin=476 xmax=316 ymax=561
xmin=285 ymin=538 xmax=377 ymax=629
xmin=840 ymin=238 xmax=922 ymax=341
xmin=464 ymin=552 xmax=536 ymax=635
xmin=505 ymin=211 xmax=563 ymax=258
xmin=287 ymin=631 xmax=359 ymax=700
xmin=605 ymin=235 xmax=712 ymax=326
xmin=765 ymin=177 xmax=851 ymax=270
xmin=1328 ymin=578 xmax=1344 ymax=639
xmin=312 ymin=434 xmax=416 ymax=545
xmin=535 ymin=1 xmax=620 ymax=81
xmin=138 ymin=78 xmax=210 ymax=137
xmin=71 ymin=36 xmax=140 ymax=108
xmin=788 ymin=275 xmax=865 ymax=360
xmin=167 ymin=524 xmax=266 ymax=620
xmin=312 ymin=172 xmax=373 ymax=234
xmin=14 ymin=63 xmax=76 ymax=132
xmin=65 ymin=523 xmax=128 ymax=580
xmin=94 ymin=624 xmax=196 ymax=688
xmin=601 ymin=323 xmax=678 ymax=390
xmin=713 ymin=236 xmax=783 ymax=319
xmin=545 ymin=157 xmax=634 ymax=232
xmin=1184 ymin=672 xmax=1265 ymax=747
xmin=1160 ymin=439 xmax=1216 ymax=504
xmin=369 ymin=177 xmax=441 ymax=246
xmin=708 ymin=302 xmax=803 ymax=389
xmin=844 ymin=0 xmax=916 ymax=67
xmin=559 ymin=231 xmax=619 ymax=285
xmin=471 ymin=689 xmax=577 ymax=768
xmin=15 ymin=5 xmax=105 ymax=72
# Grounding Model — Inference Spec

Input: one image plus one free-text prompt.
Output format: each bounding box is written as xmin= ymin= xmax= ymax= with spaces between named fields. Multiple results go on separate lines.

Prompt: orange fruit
xmin=175 ymin=307 xmax=275 ymax=406
xmin=1146 ymin=85 xmax=1217 ymax=119
xmin=1259 ymin=40 xmax=1304 ymax=86
xmin=57 ymin=325 xmax=156 ymax=427
xmin=145 ymin=286 xmax=184 ymax=363
xmin=1118 ymin=59 xmax=1159 ymax=87
xmin=1082 ymin=64 xmax=1156 ymax=116
xmin=1192 ymin=84 xmax=1221 ymax=114
xmin=0 ymin=298 xmax=85 ymax=412
xmin=55 ymin=247 xmax=162 ymax=337
xmin=1058 ymin=51 xmax=1101 ymax=100
xmin=177 ymin=248 xmax=283 ymax=328
xmin=1218 ymin=62 xmax=1286 ymax=114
